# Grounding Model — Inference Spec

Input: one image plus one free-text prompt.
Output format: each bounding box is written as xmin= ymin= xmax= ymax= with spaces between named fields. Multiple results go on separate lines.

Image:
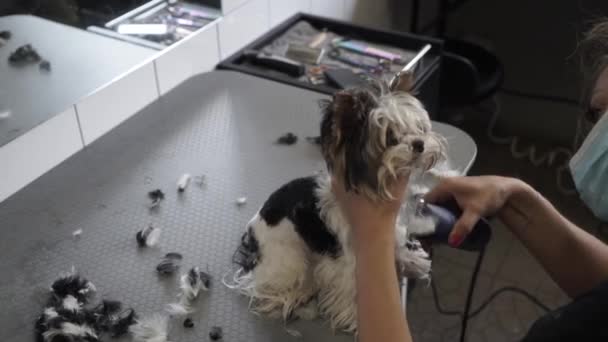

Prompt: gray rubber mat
xmin=0 ymin=71 xmax=475 ymax=342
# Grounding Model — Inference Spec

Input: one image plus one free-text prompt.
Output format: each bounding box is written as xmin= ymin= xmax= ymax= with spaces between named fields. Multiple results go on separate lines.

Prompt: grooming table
xmin=0 ymin=71 xmax=476 ymax=342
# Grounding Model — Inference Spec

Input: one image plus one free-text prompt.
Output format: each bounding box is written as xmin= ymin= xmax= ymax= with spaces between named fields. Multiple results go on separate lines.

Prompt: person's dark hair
xmin=579 ymin=19 xmax=608 ymax=112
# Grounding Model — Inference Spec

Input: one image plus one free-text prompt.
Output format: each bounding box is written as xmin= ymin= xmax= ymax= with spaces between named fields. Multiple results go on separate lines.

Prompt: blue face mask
xmin=570 ymin=111 xmax=608 ymax=221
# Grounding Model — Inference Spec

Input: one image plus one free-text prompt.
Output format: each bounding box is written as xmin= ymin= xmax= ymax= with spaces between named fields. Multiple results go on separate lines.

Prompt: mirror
xmin=0 ymin=0 xmax=221 ymax=147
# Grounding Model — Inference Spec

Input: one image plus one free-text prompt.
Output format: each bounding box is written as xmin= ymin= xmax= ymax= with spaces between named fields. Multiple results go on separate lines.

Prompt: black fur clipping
xmin=107 ymin=308 xmax=136 ymax=337
xmin=306 ymin=136 xmax=321 ymax=145
xmin=183 ymin=318 xmax=194 ymax=328
xmin=51 ymin=274 xmax=95 ymax=303
xmin=0 ymin=30 xmax=11 ymax=40
xmin=135 ymin=230 xmax=147 ymax=247
xmin=8 ymin=44 xmax=41 ymax=64
xmin=39 ymin=59 xmax=51 ymax=71
xmin=148 ymin=189 xmax=165 ymax=201
xmin=209 ymin=326 xmax=223 ymax=340
xmin=156 ymin=253 xmax=182 ymax=275
xmin=276 ymin=132 xmax=298 ymax=145
xmin=199 ymin=271 xmax=212 ymax=289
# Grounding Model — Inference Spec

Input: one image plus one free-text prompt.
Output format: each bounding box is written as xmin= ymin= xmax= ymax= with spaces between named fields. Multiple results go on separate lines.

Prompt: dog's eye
xmin=386 ymin=130 xmax=398 ymax=147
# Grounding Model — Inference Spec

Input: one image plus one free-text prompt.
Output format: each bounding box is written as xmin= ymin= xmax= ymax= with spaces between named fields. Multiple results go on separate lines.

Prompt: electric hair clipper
xmin=414 ymin=196 xmax=492 ymax=251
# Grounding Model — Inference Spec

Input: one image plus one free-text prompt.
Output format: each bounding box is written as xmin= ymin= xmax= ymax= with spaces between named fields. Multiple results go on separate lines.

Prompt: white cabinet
xmin=269 ymin=0 xmax=311 ymax=26
xmin=0 ymin=107 xmax=83 ymax=203
xmin=155 ymin=22 xmax=220 ymax=95
xmin=75 ymin=61 xmax=158 ymax=145
xmin=221 ymin=0 xmax=250 ymax=14
xmin=218 ymin=0 xmax=270 ymax=58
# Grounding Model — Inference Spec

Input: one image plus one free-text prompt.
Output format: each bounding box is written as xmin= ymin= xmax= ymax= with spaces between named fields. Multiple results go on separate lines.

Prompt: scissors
xmin=390 ymin=44 xmax=432 ymax=92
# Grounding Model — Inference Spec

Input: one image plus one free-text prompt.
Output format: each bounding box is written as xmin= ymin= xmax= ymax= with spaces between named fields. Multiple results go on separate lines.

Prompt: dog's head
xmin=319 ymin=83 xmax=445 ymax=202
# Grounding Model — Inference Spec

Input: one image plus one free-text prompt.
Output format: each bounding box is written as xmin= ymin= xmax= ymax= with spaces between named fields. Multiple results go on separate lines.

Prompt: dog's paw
xmin=397 ymin=242 xmax=431 ymax=279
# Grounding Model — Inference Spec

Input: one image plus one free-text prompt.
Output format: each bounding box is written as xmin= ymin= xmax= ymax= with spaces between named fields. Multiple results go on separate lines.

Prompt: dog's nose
xmin=412 ymin=139 xmax=425 ymax=153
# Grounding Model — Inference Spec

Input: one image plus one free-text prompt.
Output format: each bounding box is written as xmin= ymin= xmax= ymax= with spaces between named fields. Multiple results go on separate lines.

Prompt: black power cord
xmin=500 ymin=88 xmax=581 ymax=107
xmin=431 ymin=246 xmax=552 ymax=341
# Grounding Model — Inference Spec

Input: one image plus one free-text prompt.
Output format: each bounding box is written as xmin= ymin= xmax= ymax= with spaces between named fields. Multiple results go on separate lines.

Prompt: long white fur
xmin=43 ymin=322 xmax=97 ymax=341
xmin=129 ymin=313 xmax=170 ymax=342
xmin=229 ymin=213 xmax=316 ymax=320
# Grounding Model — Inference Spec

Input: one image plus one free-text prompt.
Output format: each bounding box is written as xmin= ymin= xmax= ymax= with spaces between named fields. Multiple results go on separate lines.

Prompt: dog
xmin=228 ymin=81 xmax=446 ymax=332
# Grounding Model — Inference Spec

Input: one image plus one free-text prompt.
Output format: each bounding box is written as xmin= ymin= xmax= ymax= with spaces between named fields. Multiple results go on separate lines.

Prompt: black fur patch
xmin=233 ymin=227 xmax=260 ymax=272
xmin=259 ymin=177 xmax=340 ymax=256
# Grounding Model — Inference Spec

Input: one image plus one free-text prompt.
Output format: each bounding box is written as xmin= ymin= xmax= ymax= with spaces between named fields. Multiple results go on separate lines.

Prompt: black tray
xmin=217 ymin=13 xmax=444 ymax=117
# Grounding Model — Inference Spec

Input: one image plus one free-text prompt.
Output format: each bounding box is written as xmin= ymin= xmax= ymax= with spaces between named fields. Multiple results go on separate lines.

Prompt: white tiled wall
xmin=0 ymin=0 xmax=359 ymax=203
xmin=269 ymin=0 xmax=311 ymax=26
xmin=310 ymin=0 xmax=345 ymax=20
xmin=155 ymin=22 xmax=220 ymax=95
xmin=0 ymin=107 xmax=83 ymax=203
xmin=75 ymin=61 xmax=158 ymax=145
xmin=218 ymin=0 xmax=270 ymax=58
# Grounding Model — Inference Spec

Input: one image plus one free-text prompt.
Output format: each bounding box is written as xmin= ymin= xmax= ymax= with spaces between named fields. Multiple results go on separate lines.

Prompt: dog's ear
xmin=319 ymin=91 xmax=357 ymax=169
xmin=336 ymin=90 xmax=378 ymax=192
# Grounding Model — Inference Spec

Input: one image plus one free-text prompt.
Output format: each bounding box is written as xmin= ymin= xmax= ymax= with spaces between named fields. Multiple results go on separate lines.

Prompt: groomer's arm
xmin=426 ymin=176 xmax=608 ymax=298
xmin=353 ymin=217 xmax=411 ymax=342
xmin=501 ymin=180 xmax=608 ymax=297
xmin=332 ymin=178 xmax=412 ymax=342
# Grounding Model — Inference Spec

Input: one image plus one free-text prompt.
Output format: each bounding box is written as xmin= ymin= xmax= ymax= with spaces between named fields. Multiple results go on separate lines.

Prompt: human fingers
xmin=448 ymin=210 xmax=480 ymax=247
xmin=424 ymin=178 xmax=459 ymax=204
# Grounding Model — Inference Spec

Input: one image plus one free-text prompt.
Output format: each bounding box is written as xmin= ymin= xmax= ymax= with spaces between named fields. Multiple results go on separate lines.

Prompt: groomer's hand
xmin=424 ymin=176 xmax=524 ymax=247
xmin=332 ymin=176 xmax=408 ymax=246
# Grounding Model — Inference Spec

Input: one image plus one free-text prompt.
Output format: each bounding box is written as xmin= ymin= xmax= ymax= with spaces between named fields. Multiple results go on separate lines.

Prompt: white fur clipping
xmin=180 ymin=267 xmax=210 ymax=301
xmin=62 ymin=295 xmax=81 ymax=312
xmin=43 ymin=307 xmax=59 ymax=319
xmin=43 ymin=322 xmax=98 ymax=341
xmin=177 ymin=173 xmax=191 ymax=192
xmin=136 ymin=226 xmax=162 ymax=247
xmin=165 ymin=267 xmax=210 ymax=317
xmin=165 ymin=302 xmax=193 ymax=317
xmin=129 ymin=313 xmax=170 ymax=342
xmin=146 ymin=228 xmax=161 ymax=247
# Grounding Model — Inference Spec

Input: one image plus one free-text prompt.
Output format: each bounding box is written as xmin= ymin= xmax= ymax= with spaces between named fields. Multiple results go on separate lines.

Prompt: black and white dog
xmin=229 ymin=82 xmax=446 ymax=332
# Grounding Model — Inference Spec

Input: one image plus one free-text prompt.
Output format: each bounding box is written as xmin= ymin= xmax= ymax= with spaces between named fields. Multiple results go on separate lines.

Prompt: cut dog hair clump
xmin=136 ymin=225 xmax=162 ymax=247
xmin=156 ymin=253 xmax=183 ymax=275
xmin=35 ymin=271 xmax=137 ymax=342
xmin=165 ymin=267 xmax=211 ymax=317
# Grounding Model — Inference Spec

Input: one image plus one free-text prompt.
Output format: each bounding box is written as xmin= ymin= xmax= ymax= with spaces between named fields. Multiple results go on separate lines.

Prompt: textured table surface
xmin=0 ymin=71 xmax=476 ymax=342
xmin=0 ymin=15 xmax=156 ymax=146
